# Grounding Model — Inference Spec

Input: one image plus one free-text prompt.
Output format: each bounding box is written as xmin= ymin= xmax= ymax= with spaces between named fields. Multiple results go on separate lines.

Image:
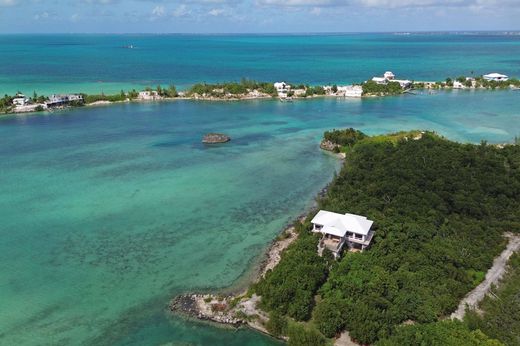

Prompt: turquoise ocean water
xmin=0 ymin=34 xmax=519 ymax=346
xmin=1 ymin=33 xmax=520 ymax=95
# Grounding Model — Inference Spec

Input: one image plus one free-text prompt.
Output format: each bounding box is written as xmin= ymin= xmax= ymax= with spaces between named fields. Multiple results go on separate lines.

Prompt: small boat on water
xmin=124 ymin=45 xmax=134 ymax=49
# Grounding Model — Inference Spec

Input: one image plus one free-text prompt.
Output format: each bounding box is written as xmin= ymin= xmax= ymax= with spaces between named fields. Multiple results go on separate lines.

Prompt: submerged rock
xmin=202 ymin=133 xmax=231 ymax=144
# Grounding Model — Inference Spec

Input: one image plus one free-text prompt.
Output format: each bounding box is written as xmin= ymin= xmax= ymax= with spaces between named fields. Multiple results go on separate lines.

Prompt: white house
xmin=68 ymin=94 xmax=84 ymax=102
xmin=274 ymin=82 xmax=292 ymax=98
xmin=371 ymin=77 xmax=387 ymax=85
xmin=46 ymin=94 xmax=84 ymax=107
xmin=311 ymin=210 xmax=375 ymax=258
xmin=338 ymin=85 xmax=363 ymax=98
xmin=371 ymin=72 xmax=411 ymax=89
xmin=138 ymin=90 xmax=161 ymax=101
xmin=483 ymin=73 xmax=509 ymax=82
xmin=393 ymin=79 xmax=412 ymax=88
xmin=12 ymin=94 xmax=29 ymax=106
xmin=453 ymin=81 xmax=465 ymax=89
xmin=384 ymin=71 xmax=395 ymax=80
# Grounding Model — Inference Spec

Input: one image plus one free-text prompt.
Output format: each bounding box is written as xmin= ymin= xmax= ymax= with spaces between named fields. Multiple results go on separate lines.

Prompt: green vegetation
xmin=0 ymin=95 xmax=14 ymax=113
xmin=265 ymin=311 xmax=288 ymax=337
xmin=187 ymin=79 xmax=277 ymax=97
xmin=465 ymin=253 xmax=520 ymax=346
xmin=254 ymin=130 xmax=520 ymax=344
xmin=287 ymin=323 xmax=328 ymax=346
xmin=323 ymin=128 xmax=367 ymax=149
xmin=362 ymin=80 xmax=403 ymax=95
xmin=304 ymin=85 xmax=326 ymax=97
xmin=475 ymin=77 xmax=520 ymax=89
xmin=83 ymin=92 xmax=128 ymax=104
xmin=376 ymin=321 xmax=503 ymax=346
xmin=413 ymin=76 xmax=520 ymax=90
xmin=253 ymin=227 xmax=331 ymax=321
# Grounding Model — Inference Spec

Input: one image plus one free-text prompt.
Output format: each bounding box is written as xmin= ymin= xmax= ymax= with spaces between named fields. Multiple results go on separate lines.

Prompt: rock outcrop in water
xmin=320 ymin=139 xmax=339 ymax=152
xmin=202 ymin=133 xmax=231 ymax=144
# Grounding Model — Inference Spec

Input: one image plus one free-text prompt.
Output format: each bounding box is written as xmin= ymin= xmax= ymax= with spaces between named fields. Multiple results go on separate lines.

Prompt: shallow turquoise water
xmin=0 ymin=91 xmax=519 ymax=345
xmin=1 ymin=33 xmax=520 ymax=95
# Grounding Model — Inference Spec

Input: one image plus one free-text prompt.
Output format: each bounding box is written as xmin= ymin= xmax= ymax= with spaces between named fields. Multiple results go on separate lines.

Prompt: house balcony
xmin=318 ymin=237 xmax=346 ymax=258
xmin=346 ymin=231 xmax=374 ymax=248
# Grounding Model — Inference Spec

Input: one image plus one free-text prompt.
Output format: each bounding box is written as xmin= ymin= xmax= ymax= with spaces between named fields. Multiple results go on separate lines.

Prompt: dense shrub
xmin=287 ymin=323 xmax=327 ymax=346
xmin=362 ymin=80 xmax=402 ymax=95
xmin=253 ymin=130 xmax=520 ymax=344
xmin=465 ymin=253 xmax=520 ymax=346
xmin=265 ymin=311 xmax=288 ymax=337
xmin=187 ymin=79 xmax=278 ymax=97
xmin=376 ymin=321 xmax=503 ymax=346
xmin=323 ymin=128 xmax=367 ymax=148
xmin=253 ymin=229 xmax=330 ymax=321
xmin=314 ymin=132 xmax=520 ymax=343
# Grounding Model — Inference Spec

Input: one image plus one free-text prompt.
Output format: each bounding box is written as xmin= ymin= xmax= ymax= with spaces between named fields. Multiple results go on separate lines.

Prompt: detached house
xmin=311 ymin=210 xmax=375 ymax=258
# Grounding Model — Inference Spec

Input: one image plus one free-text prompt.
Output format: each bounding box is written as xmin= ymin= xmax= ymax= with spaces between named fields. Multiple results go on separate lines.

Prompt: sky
xmin=0 ymin=0 xmax=519 ymax=33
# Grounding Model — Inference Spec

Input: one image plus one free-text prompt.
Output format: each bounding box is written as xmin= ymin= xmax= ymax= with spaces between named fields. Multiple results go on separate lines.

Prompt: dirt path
xmin=451 ymin=232 xmax=520 ymax=320
xmin=334 ymin=331 xmax=359 ymax=346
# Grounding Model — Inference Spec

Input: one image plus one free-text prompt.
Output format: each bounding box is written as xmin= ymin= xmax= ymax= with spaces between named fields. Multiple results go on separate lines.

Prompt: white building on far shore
xmin=337 ymin=85 xmax=363 ymax=98
xmin=274 ymin=82 xmax=291 ymax=97
xmin=483 ymin=73 xmax=509 ymax=82
xmin=12 ymin=94 xmax=30 ymax=106
xmin=138 ymin=90 xmax=161 ymax=101
xmin=371 ymin=77 xmax=387 ymax=85
xmin=384 ymin=71 xmax=395 ymax=80
xmin=371 ymin=71 xmax=412 ymax=89
xmin=311 ymin=210 xmax=375 ymax=258
xmin=46 ymin=94 xmax=84 ymax=107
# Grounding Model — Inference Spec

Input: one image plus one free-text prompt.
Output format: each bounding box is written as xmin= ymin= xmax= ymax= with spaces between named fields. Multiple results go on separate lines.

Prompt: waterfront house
xmin=138 ymin=90 xmax=161 ymax=101
xmin=372 ymin=77 xmax=387 ymax=85
xmin=372 ymin=72 xmax=411 ymax=89
xmin=483 ymin=73 xmax=509 ymax=82
xmin=453 ymin=81 xmax=465 ymax=89
xmin=394 ymin=79 xmax=412 ymax=88
xmin=338 ymin=85 xmax=363 ymax=98
xmin=274 ymin=82 xmax=291 ymax=97
xmin=274 ymin=82 xmax=290 ymax=92
xmin=384 ymin=71 xmax=395 ymax=80
xmin=46 ymin=94 xmax=84 ymax=107
xmin=12 ymin=94 xmax=29 ymax=106
xmin=311 ymin=210 xmax=374 ymax=258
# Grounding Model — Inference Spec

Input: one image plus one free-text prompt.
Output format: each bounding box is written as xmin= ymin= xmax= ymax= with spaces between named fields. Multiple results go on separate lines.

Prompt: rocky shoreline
xmin=168 ymin=217 xmax=303 ymax=337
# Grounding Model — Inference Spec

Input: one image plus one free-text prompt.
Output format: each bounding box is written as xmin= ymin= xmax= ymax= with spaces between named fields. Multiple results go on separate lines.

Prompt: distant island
xmin=2 ymin=72 xmax=519 ymax=116
xmin=170 ymin=129 xmax=520 ymax=346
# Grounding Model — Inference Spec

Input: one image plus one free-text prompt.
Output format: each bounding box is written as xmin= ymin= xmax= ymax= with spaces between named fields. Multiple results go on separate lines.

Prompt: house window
xmin=355 ymin=233 xmax=363 ymax=240
xmin=315 ymin=224 xmax=323 ymax=230
xmin=346 ymin=232 xmax=353 ymax=238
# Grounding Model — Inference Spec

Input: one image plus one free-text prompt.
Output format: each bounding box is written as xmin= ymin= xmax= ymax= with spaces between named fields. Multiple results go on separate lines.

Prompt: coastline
xmin=168 ymin=150 xmax=345 ymax=341
xmin=1 ymin=93 xmax=342 ymax=117
xmin=4 ymin=86 xmax=518 ymax=119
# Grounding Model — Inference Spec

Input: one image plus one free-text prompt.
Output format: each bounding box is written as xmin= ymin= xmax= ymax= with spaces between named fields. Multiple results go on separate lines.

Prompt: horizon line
xmin=1 ymin=30 xmax=520 ymax=35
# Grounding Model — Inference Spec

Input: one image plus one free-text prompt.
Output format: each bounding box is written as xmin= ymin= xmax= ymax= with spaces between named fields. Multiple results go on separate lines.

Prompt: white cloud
xmin=257 ymin=0 xmax=520 ymax=8
xmin=0 ymin=0 xmax=17 ymax=6
xmin=172 ymin=4 xmax=191 ymax=17
xmin=151 ymin=5 xmax=165 ymax=17
xmin=208 ymin=8 xmax=226 ymax=16
xmin=33 ymin=11 xmax=49 ymax=20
